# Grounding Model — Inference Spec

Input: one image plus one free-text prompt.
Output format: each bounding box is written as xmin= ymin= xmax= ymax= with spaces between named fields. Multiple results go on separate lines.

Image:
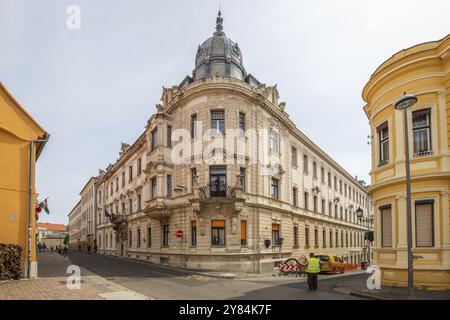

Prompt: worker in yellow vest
xmin=306 ymin=253 xmax=321 ymax=291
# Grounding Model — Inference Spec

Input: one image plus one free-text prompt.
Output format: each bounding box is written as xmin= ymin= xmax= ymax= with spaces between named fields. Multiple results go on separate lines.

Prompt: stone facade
xmin=72 ymin=12 xmax=373 ymax=273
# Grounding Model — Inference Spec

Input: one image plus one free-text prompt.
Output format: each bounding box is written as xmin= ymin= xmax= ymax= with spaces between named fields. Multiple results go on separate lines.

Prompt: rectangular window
xmin=129 ymin=230 xmax=132 ymax=247
xmin=166 ymin=174 xmax=172 ymax=198
xmin=137 ymin=158 xmax=142 ymax=176
xmin=415 ymin=200 xmax=434 ymax=247
xmin=321 ymin=199 xmax=326 ymax=214
xmin=378 ymin=122 xmax=389 ymax=165
xmin=239 ymin=112 xmax=245 ymax=137
xmin=313 ymin=162 xmax=317 ymax=179
xmin=412 ymin=109 xmax=432 ymax=156
xmin=211 ymin=110 xmax=225 ymax=135
xmin=341 ymin=231 xmax=344 ymax=247
xmin=313 ymin=196 xmax=318 ymax=212
xmin=137 ymin=194 xmax=141 ymax=211
xmin=147 ymin=226 xmax=152 ymax=247
xmin=272 ymin=223 xmax=280 ymax=247
xmin=122 ymin=172 xmax=125 ymax=187
xmin=129 ymin=166 xmax=133 ymax=182
xmin=293 ymin=225 xmax=299 ymax=247
xmin=330 ymin=230 xmax=333 ymax=248
xmin=292 ymin=187 xmax=298 ymax=206
xmin=270 ymin=129 xmax=280 ymax=153
xmin=239 ymin=167 xmax=246 ymax=192
xmin=329 ymin=202 xmax=332 ymax=216
xmin=110 ymin=183 xmax=113 ymax=195
xmin=129 ymin=198 xmax=133 ymax=214
xmin=151 ymin=176 xmax=157 ymax=199
xmin=314 ymin=228 xmax=318 ymax=247
xmin=380 ymin=205 xmax=392 ymax=247
xmin=303 ymin=155 xmax=308 ymax=173
xmin=304 ymin=192 xmax=309 ymax=210
xmin=162 ymin=224 xmax=169 ymax=247
xmin=292 ymin=146 xmax=298 ymax=167
xmin=336 ymin=230 xmax=339 ymax=247
xmin=328 ymin=172 xmax=331 ymax=187
xmin=323 ymin=229 xmax=326 ymax=248
xmin=191 ymin=114 xmax=198 ymax=139
xmin=305 ymin=225 xmax=309 ymax=247
xmin=191 ymin=221 xmax=197 ymax=247
xmin=137 ymin=228 xmax=141 ymax=248
xmin=211 ymin=220 xmax=226 ymax=246
xmin=321 ymin=167 xmax=325 ymax=183
xmin=241 ymin=220 xmax=247 ymax=246
xmin=151 ymin=128 xmax=158 ymax=151
xmin=116 ymin=177 xmax=119 ymax=191
xmin=271 ymin=178 xmax=279 ymax=200
xmin=191 ymin=168 xmax=197 ymax=190
xmin=339 ymin=180 xmax=342 ymax=194
xmin=344 ymin=183 xmax=347 ymax=197
xmin=167 ymin=125 xmax=172 ymax=148
xmin=334 ymin=177 xmax=337 ymax=191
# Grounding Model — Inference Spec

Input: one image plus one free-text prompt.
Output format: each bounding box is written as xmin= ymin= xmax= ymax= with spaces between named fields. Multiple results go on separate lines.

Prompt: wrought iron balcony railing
xmin=198 ymin=181 xmax=237 ymax=198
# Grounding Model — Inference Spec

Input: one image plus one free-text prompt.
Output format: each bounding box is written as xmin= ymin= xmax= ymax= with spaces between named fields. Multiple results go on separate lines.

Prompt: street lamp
xmin=356 ymin=207 xmax=372 ymax=266
xmin=395 ymin=93 xmax=417 ymax=296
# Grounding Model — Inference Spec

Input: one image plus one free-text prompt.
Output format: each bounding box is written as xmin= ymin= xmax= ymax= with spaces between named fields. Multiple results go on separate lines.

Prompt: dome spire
xmin=215 ymin=10 xmax=224 ymax=34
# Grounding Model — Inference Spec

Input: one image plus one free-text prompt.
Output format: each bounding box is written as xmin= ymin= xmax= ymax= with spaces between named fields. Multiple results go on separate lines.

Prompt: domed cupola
xmin=193 ymin=11 xmax=247 ymax=81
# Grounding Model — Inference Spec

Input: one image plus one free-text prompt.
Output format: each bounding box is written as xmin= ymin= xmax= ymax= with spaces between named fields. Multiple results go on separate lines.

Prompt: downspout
xmin=28 ymin=134 xmax=50 ymax=278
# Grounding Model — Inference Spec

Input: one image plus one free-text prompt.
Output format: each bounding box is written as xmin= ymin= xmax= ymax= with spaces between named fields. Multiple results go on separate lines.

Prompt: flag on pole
xmin=36 ymin=198 xmax=49 ymax=216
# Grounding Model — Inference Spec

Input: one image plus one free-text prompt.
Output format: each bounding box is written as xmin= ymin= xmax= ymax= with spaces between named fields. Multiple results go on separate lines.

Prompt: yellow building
xmin=0 ymin=82 xmax=49 ymax=278
xmin=363 ymin=35 xmax=450 ymax=290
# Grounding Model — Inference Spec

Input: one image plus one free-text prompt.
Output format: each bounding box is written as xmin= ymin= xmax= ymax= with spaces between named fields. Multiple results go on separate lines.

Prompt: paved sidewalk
xmin=0 ymin=252 xmax=149 ymax=300
xmin=334 ymin=282 xmax=450 ymax=300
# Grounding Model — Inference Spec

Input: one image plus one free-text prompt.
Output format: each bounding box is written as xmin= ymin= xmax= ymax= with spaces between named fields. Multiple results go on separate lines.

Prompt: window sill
xmin=413 ymin=150 xmax=433 ymax=158
xmin=377 ymin=160 xmax=389 ymax=167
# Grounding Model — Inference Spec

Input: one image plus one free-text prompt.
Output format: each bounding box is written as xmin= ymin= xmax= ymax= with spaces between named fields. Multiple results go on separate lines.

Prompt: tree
xmin=64 ymin=234 xmax=69 ymax=245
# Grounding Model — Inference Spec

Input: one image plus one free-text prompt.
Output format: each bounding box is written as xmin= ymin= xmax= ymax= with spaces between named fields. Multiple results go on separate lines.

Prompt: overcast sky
xmin=1 ymin=0 xmax=449 ymax=225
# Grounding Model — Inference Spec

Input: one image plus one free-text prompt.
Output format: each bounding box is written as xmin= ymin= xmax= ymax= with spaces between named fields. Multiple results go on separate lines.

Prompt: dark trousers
xmin=307 ymin=273 xmax=318 ymax=290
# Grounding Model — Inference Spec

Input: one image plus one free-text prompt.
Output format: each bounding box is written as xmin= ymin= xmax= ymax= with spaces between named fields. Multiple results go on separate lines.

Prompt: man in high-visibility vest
xmin=306 ymin=253 xmax=321 ymax=291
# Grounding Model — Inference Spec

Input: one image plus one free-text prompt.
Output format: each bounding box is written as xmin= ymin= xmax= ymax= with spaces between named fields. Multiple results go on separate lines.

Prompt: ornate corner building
xmin=363 ymin=35 xmax=450 ymax=289
xmin=71 ymin=12 xmax=373 ymax=273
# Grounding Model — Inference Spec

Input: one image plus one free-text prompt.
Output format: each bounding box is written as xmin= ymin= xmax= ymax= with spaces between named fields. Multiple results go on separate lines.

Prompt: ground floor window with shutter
xmin=293 ymin=225 xmax=299 ymax=247
xmin=191 ymin=221 xmax=197 ymax=247
xmin=211 ymin=220 xmax=225 ymax=246
xmin=415 ymin=200 xmax=434 ymax=247
xmin=241 ymin=220 xmax=247 ymax=246
xmin=380 ymin=205 xmax=392 ymax=247
xmin=272 ymin=223 xmax=280 ymax=247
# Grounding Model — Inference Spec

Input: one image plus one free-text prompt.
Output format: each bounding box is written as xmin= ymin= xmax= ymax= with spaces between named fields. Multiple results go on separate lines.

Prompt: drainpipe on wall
xmin=28 ymin=134 xmax=50 ymax=278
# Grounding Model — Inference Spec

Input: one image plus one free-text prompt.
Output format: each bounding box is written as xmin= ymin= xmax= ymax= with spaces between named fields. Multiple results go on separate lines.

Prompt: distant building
xmin=80 ymin=177 xmax=97 ymax=251
xmin=37 ymin=223 xmax=67 ymax=249
xmin=0 ymin=81 xmax=49 ymax=278
xmin=68 ymin=201 xmax=82 ymax=250
xmin=363 ymin=34 xmax=450 ymax=289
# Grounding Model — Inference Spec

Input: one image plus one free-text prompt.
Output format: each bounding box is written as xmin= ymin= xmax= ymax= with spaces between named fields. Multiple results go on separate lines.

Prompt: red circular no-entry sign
xmin=176 ymin=230 xmax=184 ymax=237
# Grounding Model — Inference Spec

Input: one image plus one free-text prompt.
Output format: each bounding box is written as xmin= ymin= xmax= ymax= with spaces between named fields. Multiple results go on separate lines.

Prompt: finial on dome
xmin=215 ymin=10 xmax=223 ymax=33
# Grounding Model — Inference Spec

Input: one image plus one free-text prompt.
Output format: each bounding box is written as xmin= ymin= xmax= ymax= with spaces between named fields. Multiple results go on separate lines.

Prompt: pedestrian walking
xmin=306 ymin=252 xmax=321 ymax=291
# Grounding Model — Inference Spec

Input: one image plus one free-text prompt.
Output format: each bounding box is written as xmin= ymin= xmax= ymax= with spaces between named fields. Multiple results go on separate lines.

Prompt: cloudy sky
xmin=1 ymin=0 xmax=449 ymax=225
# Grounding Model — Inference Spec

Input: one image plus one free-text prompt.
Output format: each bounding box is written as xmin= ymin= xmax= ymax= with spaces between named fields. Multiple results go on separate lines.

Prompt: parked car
xmin=315 ymin=255 xmax=345 ymax=274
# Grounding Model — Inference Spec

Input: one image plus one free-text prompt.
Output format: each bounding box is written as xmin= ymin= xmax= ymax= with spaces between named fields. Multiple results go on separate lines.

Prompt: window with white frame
xmin=270 ymin=129 xmax=280 ymax=153
xmin=377 ymin=122 xmax=389 ymax=165
xmin=412 ymin=108 xmax=432 ymax=156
